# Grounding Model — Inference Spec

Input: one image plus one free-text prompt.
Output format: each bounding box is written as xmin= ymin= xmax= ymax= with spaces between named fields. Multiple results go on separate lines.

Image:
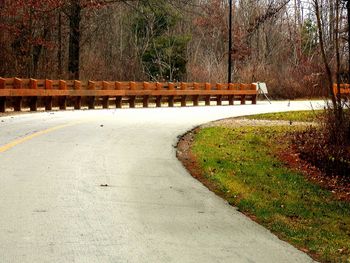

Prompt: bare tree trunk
xmin=58 ymin=11 xmax=63 ymax=78
xmin=329 ymin=0 xmax=334 ymax=50
xmin=68 ymin=1 xmax=81 ymax=79
xmin=335 ymin=0 xmax=341 ymax=107
xmin=294 ymin=0 xmax=302 ymax=60
xmin=333 ymin=0 xmax=346 ymax=135
xmin=314 ymin=0 xmax=336 ymax=106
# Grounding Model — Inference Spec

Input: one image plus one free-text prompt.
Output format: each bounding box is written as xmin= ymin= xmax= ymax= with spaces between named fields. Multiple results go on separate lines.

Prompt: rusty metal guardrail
xmin=0 ymin=77 xmax=258 ymax=112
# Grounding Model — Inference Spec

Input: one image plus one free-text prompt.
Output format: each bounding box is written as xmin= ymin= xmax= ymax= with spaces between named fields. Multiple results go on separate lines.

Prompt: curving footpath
xmin=0 ymin=101 xmax=324 ymax=263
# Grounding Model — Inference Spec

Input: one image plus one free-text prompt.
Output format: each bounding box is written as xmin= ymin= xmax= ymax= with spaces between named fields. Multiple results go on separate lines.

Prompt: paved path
xmin=0 ymin=101 xmax=323 ymax=263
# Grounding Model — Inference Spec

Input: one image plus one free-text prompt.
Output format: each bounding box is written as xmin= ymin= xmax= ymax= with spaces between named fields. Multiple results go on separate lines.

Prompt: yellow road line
xmin=0 ymin=122 xmax=82 ymax=153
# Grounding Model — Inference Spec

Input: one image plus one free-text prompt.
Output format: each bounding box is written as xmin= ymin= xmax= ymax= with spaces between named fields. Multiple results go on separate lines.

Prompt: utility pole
xmin=228 ymin=0 xmax=233 ymax=83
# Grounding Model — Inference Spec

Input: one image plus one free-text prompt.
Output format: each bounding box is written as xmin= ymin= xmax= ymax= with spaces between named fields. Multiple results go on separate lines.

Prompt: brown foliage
xmin=0 ymin=0 xmax=347 ymax=102
xmin=293 ymin=109 xmax=350 ymax=178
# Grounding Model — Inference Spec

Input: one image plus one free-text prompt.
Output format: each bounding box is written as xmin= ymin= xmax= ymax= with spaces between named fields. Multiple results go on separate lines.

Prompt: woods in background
xmin=0 ymin=0 xmax=349 ymax=99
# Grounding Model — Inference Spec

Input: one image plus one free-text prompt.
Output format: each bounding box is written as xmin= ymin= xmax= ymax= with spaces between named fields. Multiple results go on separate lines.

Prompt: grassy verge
xmin=191 ymin=125 xmax=350 ymax=262
xmin=246 ymin=110 xmax=324 ymax=122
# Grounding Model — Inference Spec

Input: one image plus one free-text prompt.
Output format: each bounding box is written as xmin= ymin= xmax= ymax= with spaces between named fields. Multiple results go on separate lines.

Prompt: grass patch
xmin=191 ymin=125 xmax=350 ymax=262
xmin=246 ymin=110 xmax=324 ymax=122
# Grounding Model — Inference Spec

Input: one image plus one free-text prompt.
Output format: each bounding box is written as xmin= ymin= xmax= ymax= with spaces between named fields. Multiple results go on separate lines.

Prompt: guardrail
xmin=333 ymin=84 xmax=350 ymax=97
xmin=0 ymin=77 xmax=258 ymax=112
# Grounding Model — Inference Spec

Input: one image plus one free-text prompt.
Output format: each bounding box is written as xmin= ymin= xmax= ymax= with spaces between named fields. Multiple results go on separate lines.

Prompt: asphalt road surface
xmin=0 ymin=101 xmax=323 ymax=263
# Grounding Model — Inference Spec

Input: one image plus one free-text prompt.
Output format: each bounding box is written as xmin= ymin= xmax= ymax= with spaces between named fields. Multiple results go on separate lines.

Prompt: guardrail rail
xmin=0 ymin=78 xmax=258 ymax=112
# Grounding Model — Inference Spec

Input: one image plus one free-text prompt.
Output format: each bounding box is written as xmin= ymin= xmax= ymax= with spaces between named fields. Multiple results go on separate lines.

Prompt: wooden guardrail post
xmin=143 ymin=82 xmax=150 ymax=108
xmin=228 ymin=83 xmax=235 ymax=105
xmin=29 ymin=79 xmax=38 ymax=111
xmin=0 ymin=78 xmax=5 ymax=89
xmin=29 ymin=78 xmax=38 ymax=89
xmin=193 ymin=83 xmax=200 ymax=106
xmin=44 ymin=79 xmax=53 ymax=110
xmin=13 ymin=78 xmax=23 ymax=111
xmin=44 ymin=79 xmax=53 ymax=111
xmin=205 ymin=83 xmax=211 ymax=106
xmin=74 ymin=80 xmax=82 ymax=109
xmin=216 ymin=84 xmax=223 ymax=105
xmin=115 ymin=82 xmax=122 ymax=108
xmin=102 ymin=81 xmax=110 ymax=109
xmin=129 ymin=81 xmax=136 ymax=108
xmin=168 ymin=82 xmax=175 ymax=107
xmin=240 ymin=84 xmax=246 ymax=105
xmin=13 ymin=77 xmax=22 ymax=89
xmin=180 ymin=82 xmax=187 ymax=107
xmin=87 ymin=81 xmax=96 ymax=109
xmin=0 ymin=78 xmax=6 ymax=112
xmin=0 ymin=97 xmax=5 ymax=113
xmin=58 ymin=80 xmax=67 ymax=110
xmin=156 ymin=82 xmax=163 ymax=107
xmin=251 ymin=83 xmax=257 ymax=105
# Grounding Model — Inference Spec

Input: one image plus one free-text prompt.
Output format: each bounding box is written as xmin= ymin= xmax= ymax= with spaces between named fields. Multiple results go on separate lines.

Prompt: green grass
xmin=246 ymin=110 xmax=324 ymax=122
xmin=192 ymin=126 xmax=350 ymax=262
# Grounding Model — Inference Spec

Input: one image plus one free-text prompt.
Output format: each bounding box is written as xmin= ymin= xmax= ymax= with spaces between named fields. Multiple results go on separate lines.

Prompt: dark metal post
xmin=228 ymin=0 xmax=233 ymax=83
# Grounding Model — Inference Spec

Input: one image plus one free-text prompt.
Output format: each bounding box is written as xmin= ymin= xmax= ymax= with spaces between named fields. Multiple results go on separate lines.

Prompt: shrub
xmin=293 ymin=104 xmax=350 ymax=178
